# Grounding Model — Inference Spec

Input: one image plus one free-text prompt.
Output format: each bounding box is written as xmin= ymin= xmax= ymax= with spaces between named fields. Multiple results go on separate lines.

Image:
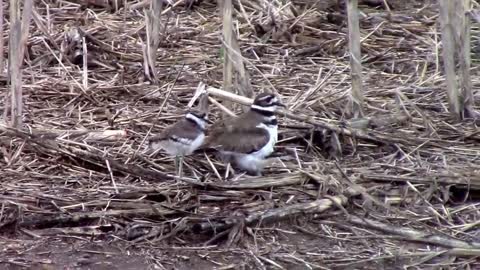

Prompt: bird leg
xmin=247 ymin=170 xmax=262 ymax=177
xmin=224 ymin=162 xmax=232 ymax=180
xmin=174 ymin=155 xmax=184 ymax=178
xmin=248 ymin=159 xmax=270 ymax=177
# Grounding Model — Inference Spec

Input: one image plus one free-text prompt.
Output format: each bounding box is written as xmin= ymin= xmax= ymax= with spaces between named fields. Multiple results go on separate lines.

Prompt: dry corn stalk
xmin=0 ymin=0 xmax=4 ymax=74
xmin=221 ymin=0 xmax=235 ymax=116
xmin=346 ymin=0 xmax=364 ymax=118
xmin=144 ymin=0 xmax=164 ymax=82
xmin=7 ymin=0 xmax=33 ymax=129
xmin=457 ymin=0 xmax=476 ymax=118
xmin=440 ymin=0 xmax=477 ymax=120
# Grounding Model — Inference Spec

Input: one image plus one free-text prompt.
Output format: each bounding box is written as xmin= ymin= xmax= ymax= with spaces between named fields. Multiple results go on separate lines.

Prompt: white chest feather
xmin=151 ymin=133 xmax=205 ymax=156
xmin=253 ymin=122 xmax=277 ymax=158
xmin=220 ymin=122 xmax=278 ymax=174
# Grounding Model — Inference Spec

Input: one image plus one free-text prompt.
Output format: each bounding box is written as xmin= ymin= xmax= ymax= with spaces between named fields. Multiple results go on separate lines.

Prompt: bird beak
xmin=275 ymin=102 xmax=286 ymax=108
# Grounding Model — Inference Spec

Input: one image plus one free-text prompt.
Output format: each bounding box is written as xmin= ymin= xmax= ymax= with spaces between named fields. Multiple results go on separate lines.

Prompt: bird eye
xmin=263 ymin=96 xmax=274 ymax=103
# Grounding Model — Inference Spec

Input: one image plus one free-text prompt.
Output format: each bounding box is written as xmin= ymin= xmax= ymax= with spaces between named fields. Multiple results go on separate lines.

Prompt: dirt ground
xmin=1 ymin=219 xmax=425 ymax=269
xmin=0 ymin=0 xmax=479 ymax=269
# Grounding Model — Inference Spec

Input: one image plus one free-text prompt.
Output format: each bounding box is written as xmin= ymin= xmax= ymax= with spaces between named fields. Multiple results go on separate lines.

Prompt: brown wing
xmin=207 ymin=111 xmax=258 ymax=136
xmin=150 ymin=119 xmax=201 ymax=142
xmin=207 ymin=127 xmax=269 ymax=154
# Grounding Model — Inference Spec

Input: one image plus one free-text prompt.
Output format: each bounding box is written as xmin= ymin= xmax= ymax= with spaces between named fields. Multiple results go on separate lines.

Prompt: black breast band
xmin=251 ymin=107 xmax=274 ymax=117
xmin=186 ymin=117 xmax=206 ymax=132
xmin=263 ymin=118 xmax=277 ymax=126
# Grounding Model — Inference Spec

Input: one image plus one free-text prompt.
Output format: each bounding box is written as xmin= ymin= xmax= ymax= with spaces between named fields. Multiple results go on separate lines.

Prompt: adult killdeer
xmin=205 ymin=92 xmax=285 ymax=176
xmin=149 ymin=94 xmax=208 ymax=173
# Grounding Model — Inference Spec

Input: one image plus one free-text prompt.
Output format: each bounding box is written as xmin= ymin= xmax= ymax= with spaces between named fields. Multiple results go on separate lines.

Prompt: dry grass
xmin=0 ymin=0 xmax=479 ymax=269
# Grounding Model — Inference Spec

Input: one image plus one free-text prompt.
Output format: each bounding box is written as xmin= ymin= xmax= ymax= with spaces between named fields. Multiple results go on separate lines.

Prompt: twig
xmin=209 ymin=172 xmax=306 ymax=189
xmin=13 ymin=208 xmax=177 ymax=229
xmin=348 ymin=215 xmax=480 ymax=249
xmin=195 ymin=195 xmax=347 ymax=232
xmin=334 ymin=162 xmax=395 ymax=214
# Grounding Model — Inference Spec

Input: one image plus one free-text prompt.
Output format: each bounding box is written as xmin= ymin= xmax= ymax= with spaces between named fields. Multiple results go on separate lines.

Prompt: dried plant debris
xmin=0 ymin=0 xmax=479 ymax=269
xmin=81 ymin=0 xmax=126 ymax=12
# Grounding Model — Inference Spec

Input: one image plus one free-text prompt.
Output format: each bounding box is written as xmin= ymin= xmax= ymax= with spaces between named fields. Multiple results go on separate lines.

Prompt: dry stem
xmin=346 ymin=0 xmax=364 ymax=118
xmin=221 ymin=0 xmax=234 ymax=116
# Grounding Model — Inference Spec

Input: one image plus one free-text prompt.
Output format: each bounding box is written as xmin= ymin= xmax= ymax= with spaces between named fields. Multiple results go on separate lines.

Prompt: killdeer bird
xmin=205 ymin=92 xmax=285 ymax=176
xmin=149 ymin=93 xmax=208 ymax=174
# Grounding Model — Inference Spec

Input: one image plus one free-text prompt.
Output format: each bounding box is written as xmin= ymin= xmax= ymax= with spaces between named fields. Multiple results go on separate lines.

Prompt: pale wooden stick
xmin=187 ymin=82 xmax=206 ymax=108
xmin=208 ymin=97 xmax=236 ymax=117
xmin=207 ymin=87 xmax=253 ymax=106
